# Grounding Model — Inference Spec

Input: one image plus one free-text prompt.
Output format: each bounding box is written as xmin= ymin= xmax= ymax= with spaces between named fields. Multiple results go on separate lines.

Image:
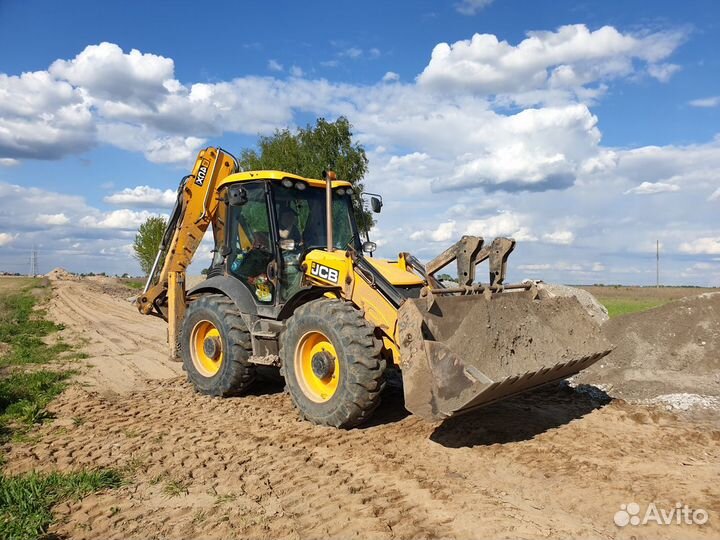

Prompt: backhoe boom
xmin=137 ymin=147 xmax=238 ymax=357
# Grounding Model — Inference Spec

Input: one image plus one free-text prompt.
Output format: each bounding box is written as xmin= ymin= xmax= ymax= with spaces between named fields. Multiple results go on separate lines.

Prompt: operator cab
xmin=215 ymin=175 xmax=362 ymax=306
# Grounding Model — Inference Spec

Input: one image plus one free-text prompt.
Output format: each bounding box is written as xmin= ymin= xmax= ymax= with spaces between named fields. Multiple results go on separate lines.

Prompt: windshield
xmin=272 ymin=183 xmax=360 ymax=252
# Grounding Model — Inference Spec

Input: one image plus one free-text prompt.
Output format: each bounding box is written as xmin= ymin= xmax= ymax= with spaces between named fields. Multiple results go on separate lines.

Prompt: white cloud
xmin=543 ymin=230 xmax=575 ymax=245
xmin=464 ymin=212 xmax=536 ymax=241
xmin=3 ymin=34 xmax=717 ymax=284
xmin=679 ymin=237 xmax=720 ymax=255
xmin=689 ymin=96 xmax=720 ymax=108
xmin=267 ymin=59 xmax=284 ymax=72
xmin=342 ymin=47 xmax=363 ymax=59
xmin=79 ymin=209 xmax=159 ymax=230
xmin=0 ymin=232 xmax=16 ymax=246
xmin=624 ymin=181 xmax=680 ymax=195
xmin=36 ymin=213 xmax=70 ymax=226
xmin=97 ymin=123 xmax=206 ymax=165
xmin=647 ymin=62 xmax=680 ymax=82
xmin=709 ymin=187 xmax=720 ymax=201
xmin=518 ymin=263 xmax=551 ymax=271
xmin=0 ymin=70 xmax=94 ymax=160
xmin=417 ymin=25 xmax=686 ymax=100
xmin=49 ymin=42 xmax=174 ymax=106
xmin=455 ymin=0 xmax=494 ymax=15
xmin=0 ymin=158 xmax=19 ymax=167
xmin=410 ymin=221 xmax=456 ymax=242
xmin=382 ymin=71 xmax=400 ymax=82
xmin=104 ymin=186 xmax=176 ymax=207
xmin=289 ymin=65 xmax=304 ymax=78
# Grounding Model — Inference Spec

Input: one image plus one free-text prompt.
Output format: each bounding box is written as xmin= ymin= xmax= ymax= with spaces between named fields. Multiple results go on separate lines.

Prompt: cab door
xmin=226 ymin=182 xmax=278 ymax=305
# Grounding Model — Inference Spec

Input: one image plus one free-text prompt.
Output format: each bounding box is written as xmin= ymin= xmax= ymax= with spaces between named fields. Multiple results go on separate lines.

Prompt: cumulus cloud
xmin=267 ymin=59 xmax=283 ymax=72
xmin=2 ymin=31 xmax=717 ymax=284
xmin=0 ymin=232 xmax=16 ymax=246
xmin=36 ymin=213 xmax=70 ymax=226
xmin=624 ymin=181 xmax=680 ymax=195
xmin=104 ymin=186 xmax=176 ymax=207
xmin=79 ymin=209 xmax=158 ymax=230
xmin=0 ymin=181 xmax=178 ymax=274
xmin=0 ymin=71 xmax=95 ymax=160
xmin=542 ymin=230 xmax=575 ymax=244
xmin=689 ymin=96 xmax=720 ymax=108
xmin=0 ymin=158 xmax=19 ymax=167
xmin=646 ymin=63 xmax=680 ymax=82
xmin=455 ymin=0 xmax=494 ymax=15
xmin=410 ymin=221 xmax=456 ymax=242
xmin=417 ymin=25 xmax=686 ymax=100
xmin=49 ymin=43 xmax=174 ymax=105
xmin=679 ymin=237 xmax=720 ymax=255
xmin=465 ymin=212 xmax=536 ymax=241
xmin=382 ymin=71 xmax=400 ymax=82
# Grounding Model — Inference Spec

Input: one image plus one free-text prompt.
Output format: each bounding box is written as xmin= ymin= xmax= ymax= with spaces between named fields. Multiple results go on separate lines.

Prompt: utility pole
xmin=656 ymin=239 xmax=659 ymax=289
xmin=30 ymin=246 xmax=38 ymax=277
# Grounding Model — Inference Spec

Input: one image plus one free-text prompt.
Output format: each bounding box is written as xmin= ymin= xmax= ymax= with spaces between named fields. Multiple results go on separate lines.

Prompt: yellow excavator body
xmin=137 ymin=147 xmax=611 ymax=427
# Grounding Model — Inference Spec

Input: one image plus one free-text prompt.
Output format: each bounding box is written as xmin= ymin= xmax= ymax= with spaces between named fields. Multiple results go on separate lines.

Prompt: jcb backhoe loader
xmin=137 ymin=147 xmax=611 ymax=427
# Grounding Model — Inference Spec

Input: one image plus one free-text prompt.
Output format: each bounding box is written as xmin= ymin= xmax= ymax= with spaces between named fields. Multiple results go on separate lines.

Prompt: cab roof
xmin=219 ymin=170 xmax=352 ymax=189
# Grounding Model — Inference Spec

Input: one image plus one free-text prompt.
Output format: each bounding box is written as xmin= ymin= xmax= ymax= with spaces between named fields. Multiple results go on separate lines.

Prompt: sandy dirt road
xmin=5 ymin=278 xmax=719 ymax=539
xmin=48 ymin=279 xmax=182 ymax=392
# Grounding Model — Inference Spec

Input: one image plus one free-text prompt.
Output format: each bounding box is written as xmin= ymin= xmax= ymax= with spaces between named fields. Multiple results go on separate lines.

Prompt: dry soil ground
xmin=3 ymin=277 xmax=719 ymax=539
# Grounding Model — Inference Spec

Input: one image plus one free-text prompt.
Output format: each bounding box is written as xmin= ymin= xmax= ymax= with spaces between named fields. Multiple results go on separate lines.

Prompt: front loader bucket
xmin=397 ymin=290 xmax=612 ymax=421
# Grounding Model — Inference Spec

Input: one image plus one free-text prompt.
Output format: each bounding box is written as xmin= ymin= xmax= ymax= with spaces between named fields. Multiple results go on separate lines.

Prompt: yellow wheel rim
xmin=294 ymin=331 xmax=340 ymax=403
xmin=190 ymin=320 xmax=223 ymax=377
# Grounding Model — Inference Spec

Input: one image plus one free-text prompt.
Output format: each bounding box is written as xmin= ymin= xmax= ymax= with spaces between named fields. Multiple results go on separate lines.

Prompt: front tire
xmin=280 ymin=299 xmax=386 ymax=428
xmin=181 ymin=294 xmax=255 ymax=396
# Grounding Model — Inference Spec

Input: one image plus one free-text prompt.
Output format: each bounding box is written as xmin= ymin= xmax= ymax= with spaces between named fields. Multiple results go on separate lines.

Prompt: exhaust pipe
xmin=323 ymin=170 xmax=336 ymax=252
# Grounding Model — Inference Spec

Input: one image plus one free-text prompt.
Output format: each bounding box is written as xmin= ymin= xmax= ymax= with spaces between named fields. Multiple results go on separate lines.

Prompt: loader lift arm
xmin=136 ymin=147 xmax=238 ymax=356
xmin=425 ymin=235 xmax=517 ymax=288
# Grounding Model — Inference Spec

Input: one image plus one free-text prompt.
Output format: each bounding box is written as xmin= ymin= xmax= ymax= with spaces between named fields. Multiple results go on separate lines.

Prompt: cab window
xmin=227 ymin=183 xmax=275 ymax=304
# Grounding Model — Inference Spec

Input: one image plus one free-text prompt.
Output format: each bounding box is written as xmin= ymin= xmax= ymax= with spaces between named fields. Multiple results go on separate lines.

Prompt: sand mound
xmin=46 ymin=267 xmax=77 ymax=281
xmin=576 ymin=292 xmax=720 ymax=400
xmin=535 ymin=282 xmax=609 ymax=324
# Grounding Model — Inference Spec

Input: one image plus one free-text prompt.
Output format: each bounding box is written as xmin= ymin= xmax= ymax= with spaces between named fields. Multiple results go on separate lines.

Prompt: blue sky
xmin=0 ymin=0 xmax=719 ymax=284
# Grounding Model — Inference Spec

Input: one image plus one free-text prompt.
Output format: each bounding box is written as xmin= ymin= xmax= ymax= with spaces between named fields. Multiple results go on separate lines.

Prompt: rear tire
xmin=181 ymin=294 xmax=255 ymax=396
xmin=280 ymin=299 xmax=386 ymax=428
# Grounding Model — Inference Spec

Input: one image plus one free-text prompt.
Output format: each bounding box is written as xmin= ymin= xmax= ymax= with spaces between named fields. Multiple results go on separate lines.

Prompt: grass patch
xmin=162 ymin=478 xmax=190 ymax=497
xmin=122 ymin=280 xmax=144 ymax=290
xmin=0 ymin=280 xmax=76 ymax=443
xmin=0 ymin=371 xmax=72 ymax=444
xmin=598 ymin=298 xmax=668 ymax=318
xmin=0 ymin=469 xmax=122 ymax=540
xmin=0 ymin=283 xmax=66 ymax=368
xmin=0 ymin=279 xmax=122 ymax=540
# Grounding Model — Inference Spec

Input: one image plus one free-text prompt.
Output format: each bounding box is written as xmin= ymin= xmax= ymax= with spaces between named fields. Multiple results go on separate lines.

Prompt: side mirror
xmin=228 ymin=186 xmax=248 ymax=206
xmin=370 ymin=196 xmax=383 ymax=213
xmin=362 ymin=241 xmax=377 ymax=254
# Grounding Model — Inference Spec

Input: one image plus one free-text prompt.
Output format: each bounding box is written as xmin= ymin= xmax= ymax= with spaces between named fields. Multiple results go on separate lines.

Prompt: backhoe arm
xmin=136 ymin=147 xmax=238 ymax=356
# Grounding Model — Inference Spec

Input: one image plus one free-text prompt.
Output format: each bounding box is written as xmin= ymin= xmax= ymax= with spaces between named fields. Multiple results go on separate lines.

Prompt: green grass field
xmin=581 ymin=285 xmax=718 ymax=319
xmin=597 ymin=298 xmax=669 ymax=318
xmin=0 ymin=278 xmax=120 ymax=540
